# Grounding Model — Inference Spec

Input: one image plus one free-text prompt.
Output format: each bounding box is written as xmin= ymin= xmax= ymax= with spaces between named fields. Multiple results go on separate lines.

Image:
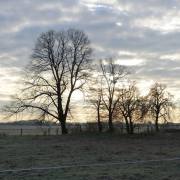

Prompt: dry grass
xmin=0 ymin=132 xmax=180 ymax=179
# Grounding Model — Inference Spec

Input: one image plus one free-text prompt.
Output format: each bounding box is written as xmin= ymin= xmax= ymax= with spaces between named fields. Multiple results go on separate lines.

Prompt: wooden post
xmin=79 ymin=124 xmax=82 ymax=132
xmin=56 ymin=128 xmax=59 ymax=135
xmin=20 ymin=128 xmax=23 ymax=136
xmin=48 ymin=127 xmax=50 ymax=135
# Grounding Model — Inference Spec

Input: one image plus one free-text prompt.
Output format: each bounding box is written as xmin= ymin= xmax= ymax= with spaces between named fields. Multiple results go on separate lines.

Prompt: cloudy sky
xmin=1 ymin=0 xmax=180 ymax=108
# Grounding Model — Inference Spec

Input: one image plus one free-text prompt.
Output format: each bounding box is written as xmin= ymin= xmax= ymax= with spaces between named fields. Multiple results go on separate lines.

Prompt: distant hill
xmin=0 ymin=120 xmax=58 ymax=126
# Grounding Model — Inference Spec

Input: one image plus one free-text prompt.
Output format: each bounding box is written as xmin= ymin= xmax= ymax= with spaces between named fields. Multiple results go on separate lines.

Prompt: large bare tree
xmin=148 ymin=83 xmax=173 ymax=132
xmin=6 ymin=29 xmax=92 ymax=134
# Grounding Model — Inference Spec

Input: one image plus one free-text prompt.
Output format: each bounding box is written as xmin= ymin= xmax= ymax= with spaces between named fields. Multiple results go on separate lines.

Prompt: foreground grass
xmin=0 ymin=132 xmax=180 ymax=179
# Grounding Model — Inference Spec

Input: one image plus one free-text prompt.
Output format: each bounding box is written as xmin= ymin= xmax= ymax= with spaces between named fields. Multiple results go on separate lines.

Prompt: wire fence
xmin=0 ymin=126 xmax=61 ymax=136
xmin=0 ymin=123 xmax=179 ymax=136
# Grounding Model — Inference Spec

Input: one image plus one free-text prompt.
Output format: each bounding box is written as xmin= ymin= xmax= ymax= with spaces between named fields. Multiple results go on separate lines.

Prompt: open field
xmin=0 ymin=132 xmax=180 ymax=180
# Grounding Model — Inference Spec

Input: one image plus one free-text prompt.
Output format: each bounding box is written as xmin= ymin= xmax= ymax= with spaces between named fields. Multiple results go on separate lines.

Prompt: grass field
xmin=0 ymin=132 xmax=180 ymax=180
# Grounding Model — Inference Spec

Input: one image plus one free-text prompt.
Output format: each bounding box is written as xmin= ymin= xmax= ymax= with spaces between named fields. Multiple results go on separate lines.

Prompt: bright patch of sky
xmin=0 ymin=0 xmax=180 ymax=120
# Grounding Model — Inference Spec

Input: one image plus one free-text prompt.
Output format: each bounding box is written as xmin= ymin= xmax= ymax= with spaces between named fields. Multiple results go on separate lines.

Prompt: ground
xmin=0 ymin=132 xmax=180 ymax=180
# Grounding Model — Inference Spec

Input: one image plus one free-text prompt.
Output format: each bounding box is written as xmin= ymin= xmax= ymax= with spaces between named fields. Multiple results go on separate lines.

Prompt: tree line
xmin=5 ymin=29 xmax=173 ymax=134
xmin=88 ymin=68 xmax=173 ymax=134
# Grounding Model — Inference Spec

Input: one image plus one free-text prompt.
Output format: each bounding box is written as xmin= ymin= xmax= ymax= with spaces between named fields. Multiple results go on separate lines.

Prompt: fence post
xmin=20 ymin=128 xmax=23 ymax=136
xmin=79 ymin=124 xmax=82 ymax=132
xmin=138 ymin=126 xmax=140 ymax=134
xmin=48 ymin=127 xmax=50 ymax=135
xmin=56 ymin=128 xmax=59 ymax=135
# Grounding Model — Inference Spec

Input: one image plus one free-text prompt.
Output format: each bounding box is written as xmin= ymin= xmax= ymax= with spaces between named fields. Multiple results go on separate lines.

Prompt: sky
xmin=1 ymin=0 xmax=180 ymax=112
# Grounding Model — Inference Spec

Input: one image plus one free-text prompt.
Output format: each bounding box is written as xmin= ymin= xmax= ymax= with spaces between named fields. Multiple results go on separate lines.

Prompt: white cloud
xmin=0 ymin=0 xmax=180 ymax=105
xmin=160 ymin=53 xmax=180 ymax=60
xmin=134 ymin=11 xmax=180 ymax=33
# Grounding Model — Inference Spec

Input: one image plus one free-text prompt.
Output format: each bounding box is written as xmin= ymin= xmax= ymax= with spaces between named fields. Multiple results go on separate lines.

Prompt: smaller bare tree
xmin=100 ymin=59 xmax=127 ymax=132
xmin=148 ymin=83 xmax=173 ymax=132
xmin=87 ymin=76 xmax=104 ymax=132
xmin=117 ymin=82 xmax=149 ymax=134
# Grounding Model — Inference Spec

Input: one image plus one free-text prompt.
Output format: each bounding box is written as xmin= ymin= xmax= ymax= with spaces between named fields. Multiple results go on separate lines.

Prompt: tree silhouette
xmin=6 ymin=29 xmax=92 ymax=134
xmin=148 ymin=83 xmax=173 ymax=132
xmin=100 ymin=59 xmax=127 ymax=132
xmin=117 ymin=82 xmax=149 ymax=134
xmin=88 ymin=76 xmax=104 ymax=132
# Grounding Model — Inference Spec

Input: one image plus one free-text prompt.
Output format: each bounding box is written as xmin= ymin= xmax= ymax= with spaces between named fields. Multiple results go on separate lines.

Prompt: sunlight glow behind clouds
xmin=134 ymin=12 xmax=180 ymax=33
xmin=0 ymin=0 xmax=180 ymax=108
xmin=116 ymin=58 xmax=144 ymax=66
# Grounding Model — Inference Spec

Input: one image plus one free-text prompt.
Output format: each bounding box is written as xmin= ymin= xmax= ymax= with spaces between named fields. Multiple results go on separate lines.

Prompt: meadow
xmin=0 ymin=131 xmax=180 ymax=180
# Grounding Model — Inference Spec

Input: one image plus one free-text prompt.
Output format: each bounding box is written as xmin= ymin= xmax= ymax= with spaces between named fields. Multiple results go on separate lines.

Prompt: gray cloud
xmin=0 ymin=0 xmax=180 ymax=101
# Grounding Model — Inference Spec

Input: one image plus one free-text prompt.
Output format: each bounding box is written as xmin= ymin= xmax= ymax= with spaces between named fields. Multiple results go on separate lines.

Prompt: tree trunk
xmin=129 ymin=120 xmax=134 ymax=134
xmin=61 ymin=117 xmax=68 ymax=134
xmin=108 ymin=112 xmax=114 ymax=132
xmin=126 ymin=124 xmax=130 ymax=134
xmin=155 ymin=116 xmax=159 ymax=132
xmin=125 ymin=118 xmax=130 ymax=134
xmin=97 ymin=108 xmax=102 ymax=132
xmin=57 ymin=82 xmax=68 ymax=135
